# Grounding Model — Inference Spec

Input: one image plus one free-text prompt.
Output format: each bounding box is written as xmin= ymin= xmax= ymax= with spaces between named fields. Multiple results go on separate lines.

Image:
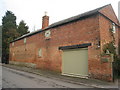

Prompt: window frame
xmin=112 ymin=23 xmax=116 ymax=33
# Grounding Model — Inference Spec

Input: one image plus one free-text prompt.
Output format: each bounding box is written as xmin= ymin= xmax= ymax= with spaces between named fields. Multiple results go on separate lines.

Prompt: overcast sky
xmin=0 ymin=0 xmax=119 ymax=32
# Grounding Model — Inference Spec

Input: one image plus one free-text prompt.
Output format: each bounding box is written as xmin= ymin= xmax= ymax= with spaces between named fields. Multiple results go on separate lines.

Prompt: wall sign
xmin=45 ymin=30 xmax=51 ymax=38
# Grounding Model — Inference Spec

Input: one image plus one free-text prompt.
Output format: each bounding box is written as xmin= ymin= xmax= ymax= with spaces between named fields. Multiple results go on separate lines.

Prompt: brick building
xmin=9 ymin=4 xmax=120 ymax=81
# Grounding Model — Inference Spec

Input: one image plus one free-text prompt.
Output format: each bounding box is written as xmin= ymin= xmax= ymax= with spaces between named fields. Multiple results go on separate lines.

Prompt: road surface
xmin=2 ymin=66 xmax=93 ymax=88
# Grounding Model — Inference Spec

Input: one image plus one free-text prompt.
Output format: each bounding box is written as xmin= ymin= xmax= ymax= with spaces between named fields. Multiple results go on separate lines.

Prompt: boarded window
xmin=12 ymin=42 xmax=14 ymax=46
xmin=38 ymin=48 xmax=42 ymax=57
xmin=24 ymin=38 xmax=27 ymax=44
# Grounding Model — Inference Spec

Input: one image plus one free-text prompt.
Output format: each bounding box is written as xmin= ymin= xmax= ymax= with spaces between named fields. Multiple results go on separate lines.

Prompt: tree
xmin=2 ymin=11 xmax=30 ymax=64
xmin=2 ymin=11 xmax=19 ymax=63
xmin=17 ymin=20 xmax=29 ymax=36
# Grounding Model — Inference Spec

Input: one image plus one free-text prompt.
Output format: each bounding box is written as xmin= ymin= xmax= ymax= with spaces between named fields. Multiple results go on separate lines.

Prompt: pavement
xmin=3 ymin=67 xmax=94 ymax=88
xmin=2 ymin=63 xmax=119 ymax=89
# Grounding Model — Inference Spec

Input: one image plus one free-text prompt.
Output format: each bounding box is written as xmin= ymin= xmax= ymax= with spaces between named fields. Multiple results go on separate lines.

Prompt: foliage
xmin=102 ymin=41 xmax=120 ymax=77
xmin=17 ymin=20 xmax=29 ymax=36
xmin=102 ymin=41 xmax=116 ymax=55
xmin=2 ymin=11 xmax=17 ymax=30
xmin=2 ymin=11 xmax=19 ymax=63
xmin=2 ymin=11 xmax=30 ymax=63
xmin=113 ymin=55 xmax=120 ymax=78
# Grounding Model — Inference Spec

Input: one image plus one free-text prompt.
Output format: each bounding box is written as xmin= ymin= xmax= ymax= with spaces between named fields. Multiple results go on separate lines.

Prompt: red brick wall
xmin=99 ymin=4 xmax=120 ymax=56
xmin=9 ymin=13 xmax=115 ymax=81
xmin=99 ymin=5 xmax=119 ymax=25
xmin=10 ymin=14 xmax=100 ymax=69
xmin=43 ymin=14 xmax=101 ymax=72
xmin=42 ymin=15 xmax=49 ymax=29
xmin=99 ymin=14 xmax=114 ymax=51
xmin=99 ymin=14 xmax=120 ymax=81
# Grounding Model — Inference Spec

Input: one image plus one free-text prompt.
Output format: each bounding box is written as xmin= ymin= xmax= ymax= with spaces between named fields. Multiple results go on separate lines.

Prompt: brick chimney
xmin=42 ymin=12 xmax=49 ymax=29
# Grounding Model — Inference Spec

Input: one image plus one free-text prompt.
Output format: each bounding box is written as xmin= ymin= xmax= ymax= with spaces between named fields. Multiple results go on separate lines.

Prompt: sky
xmin=0 ymin=0 xmax=120 ymax=32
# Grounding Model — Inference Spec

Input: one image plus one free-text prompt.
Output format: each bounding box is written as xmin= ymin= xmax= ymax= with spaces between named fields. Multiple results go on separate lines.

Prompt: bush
xmin=102 ymin=41 xmax=116 ymax=55
xmin=102 ymin=42 xmax=120 ymax=78
xmin=113 ymin=55 xmax=120 ymax=78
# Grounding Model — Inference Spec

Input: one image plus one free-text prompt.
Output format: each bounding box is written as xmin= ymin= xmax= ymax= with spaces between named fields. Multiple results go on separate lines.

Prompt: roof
xmin=47 ymin=4 xmax=110 ymax=29
xmin=11 ymin=4 xmax=111 ymax=43
xmin=12 ymin=29 xmax=42 ymax=42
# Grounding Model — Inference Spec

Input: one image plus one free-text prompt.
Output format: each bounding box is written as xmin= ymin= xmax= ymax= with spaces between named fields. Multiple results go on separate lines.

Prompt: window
xmin=38 ymin=48 xmax=42 ymax=57
xmin=24 ymin=38 xmax=26 ymax=44
xmin=112 ymin=23 xmax=116 ymax=33
xmin=97 ymin=41 xmax=100 ymax=47
xmin=12 ymin=42 xmax=14 ymax=46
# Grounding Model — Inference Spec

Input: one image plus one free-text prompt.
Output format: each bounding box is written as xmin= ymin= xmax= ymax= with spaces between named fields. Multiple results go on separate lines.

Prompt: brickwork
xmin=9 ymin=5 xmax=120 ymax=81
xmin=99 ymin=5 xmax=119 ymax=25
xmin=42 ymin=15 xmax=49 ymax=29
xmin=10 ymin=14 xmax=101 ymax=72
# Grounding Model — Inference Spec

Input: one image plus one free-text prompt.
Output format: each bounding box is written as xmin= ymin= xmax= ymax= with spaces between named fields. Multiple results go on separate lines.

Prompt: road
xmin=2 ymin=66 xmax=93 ymax=88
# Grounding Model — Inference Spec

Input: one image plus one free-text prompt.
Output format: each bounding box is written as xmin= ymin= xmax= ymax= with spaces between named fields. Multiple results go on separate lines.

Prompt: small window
xmin=12 ymin=42 xmax=14 ymax=46
xmin=112 ymin=23 xmax=116 ymax=33
xmin=38 ymin=48 xmax=42 ymax=57
xmin=98 ymin=41 xmax=101 ymax=47
xmin=24 ymin=38 xmax=26 ymax=44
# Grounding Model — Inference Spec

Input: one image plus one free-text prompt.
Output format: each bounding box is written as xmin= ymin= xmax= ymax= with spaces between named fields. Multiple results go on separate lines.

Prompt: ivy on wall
xmin=101 ymin=23 xmax=120 ymax=78
xmin=102 ymin=41 xmax=116 ymax=55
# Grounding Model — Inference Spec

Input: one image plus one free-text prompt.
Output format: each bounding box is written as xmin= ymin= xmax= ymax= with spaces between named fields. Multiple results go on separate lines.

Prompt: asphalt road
xmin=2 ymin=66 xmax=93 ymax=88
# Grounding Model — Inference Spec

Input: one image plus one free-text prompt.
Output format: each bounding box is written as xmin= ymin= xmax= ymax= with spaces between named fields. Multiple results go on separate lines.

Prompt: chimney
xmin=42 ymin=12 xmax=49 ymax=29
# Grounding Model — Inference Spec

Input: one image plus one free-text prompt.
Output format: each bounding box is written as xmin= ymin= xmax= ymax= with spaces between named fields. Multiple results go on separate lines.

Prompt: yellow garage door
xmin=62 ymin=48 xmax=88 ymax=78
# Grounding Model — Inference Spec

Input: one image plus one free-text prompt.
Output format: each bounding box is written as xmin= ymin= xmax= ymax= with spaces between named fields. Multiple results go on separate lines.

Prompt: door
xmin=62 ymin=48 xmax=88 ymax=77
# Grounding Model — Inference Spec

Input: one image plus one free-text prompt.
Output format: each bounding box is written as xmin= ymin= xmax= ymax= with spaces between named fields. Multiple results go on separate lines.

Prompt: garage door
xmin=62 ymin=48 xmax=88 ymax=78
